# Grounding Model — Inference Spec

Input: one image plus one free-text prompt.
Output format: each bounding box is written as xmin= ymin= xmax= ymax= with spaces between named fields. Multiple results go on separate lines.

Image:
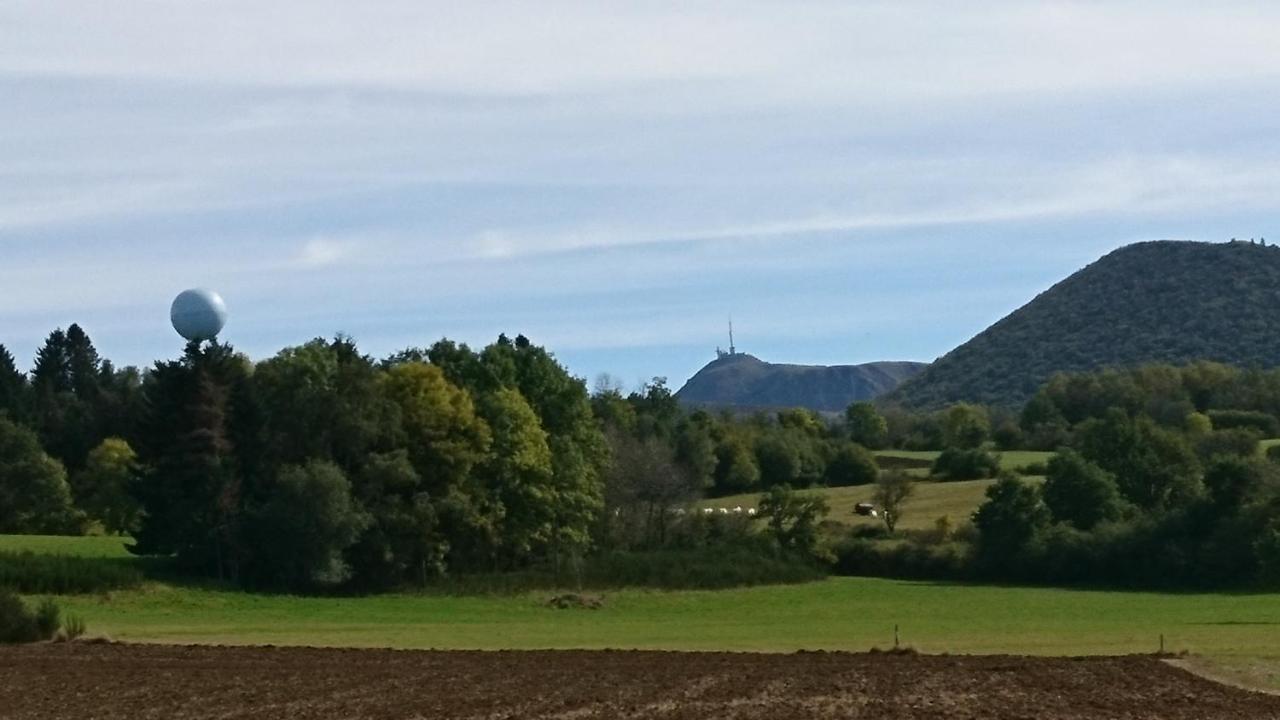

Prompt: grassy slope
xmin=702 ymin=450 xmax=1053 ymax=530
xmin=706 ymin=479 xmax=1004 ymax=530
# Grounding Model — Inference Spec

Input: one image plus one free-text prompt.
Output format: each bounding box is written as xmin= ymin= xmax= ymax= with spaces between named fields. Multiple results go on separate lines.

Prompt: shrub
xmin=1014 ymin=461 xmax=1049 ymax=476
xmin=580 ymin=545 xmax=826 ymax=589
xmin=62 ymin=614 xmax=86 ymax=640
xmin=1207 ymin=410 xmax=1280 ymax=437
xmin=0 ymin=590 xmax=63 ymax=644
xmin=832 ymin=537 xmax=971 ymax=580
xmin=823 ymin=442 xmax=878 ymax=486
xmin=33 ymin=598 xmax=59 ymax=639
xmin=931 ymin=448 xmax=1000 ymax=480
xmin=0 ymin=590 xmax=39 ymax=643
xmin=1195 ymin=428 xmax=1262 ymax=462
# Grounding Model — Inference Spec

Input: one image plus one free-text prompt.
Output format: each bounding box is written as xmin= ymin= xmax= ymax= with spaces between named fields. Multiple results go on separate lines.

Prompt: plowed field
xmin=3 ymin=644 xmax=1279 ymax=719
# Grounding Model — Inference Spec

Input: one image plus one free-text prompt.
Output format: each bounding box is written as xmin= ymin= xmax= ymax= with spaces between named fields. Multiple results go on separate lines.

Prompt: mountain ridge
xmin=885 ymin=239 xmax=1280 ymax=408
xmin=675 ymin=352 xmax=926 ymax=413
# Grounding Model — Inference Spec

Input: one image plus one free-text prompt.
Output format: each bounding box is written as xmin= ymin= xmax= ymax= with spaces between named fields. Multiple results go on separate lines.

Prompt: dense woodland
xmin=5 ymin=323 xmax=1280 ymax=592
xmin=0 ymin=327 xmax=874 ymax=590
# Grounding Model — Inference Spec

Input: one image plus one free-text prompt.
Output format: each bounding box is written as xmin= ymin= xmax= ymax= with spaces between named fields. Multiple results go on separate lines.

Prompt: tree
xmin=1041 ymin=449 xmax=1124 ymax=530
xmin=973 ymin=474 xmax=1049 ymax=555
xmin=63 ymin=324 xmax=102 ymax=399
xmin=380 ymin=362 xmax=491 ymax=492
xmin=478 ymin=388 xmax=557 ymax=564
xmin=754 ymin=435 xmax=800 ymax=488
xmin=942 ymin=403 xmax=990 ymax=449
xmin=845 ymin=402 xmax=888 ymax=449
xmin=823 ymin=442 xmax=878 ymax=486
xmin=713 ymin=436 xmax=760 ymax=494
xmin=1077 ymin=409 xmax=1202 ymax=510
xmin=672 ymin=413 xmax=717 ymax=490
xmin=777 ymin=408 xmax=824 ymax=437
xmin=244 ymin=461 xmax=369 ymax=589
xmin=0 ymin=344 xmax=28 ymax=421
xmin=931 ymin=447 xmax=999 ymax=480
xmin=130 ymin=342 xmax=256 ymax=582
xmin=348 ymin=450 xmax=442 ymax=587
xmin=30 ymin=329 xmax=71 ymax=395
xmin=757 ymin=484 xmax=829 ymax=557
xmin=74 ymin=438 xmax=142 ymax=535
xmin=0 ymin=416 xmax=82 ymax=534
xmin=602 ymin=430 xmax=700 ymax=549
xmin=872 ymin=471 xmax=914 ymax=533
xmin=1203 ymin=456 xmax=1277 ymax=513
xmin=471 ymin=336 xmax=609 ymax=566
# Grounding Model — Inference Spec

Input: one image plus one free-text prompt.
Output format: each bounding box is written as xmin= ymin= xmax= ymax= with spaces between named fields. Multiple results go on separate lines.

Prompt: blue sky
xmin=3 ymin=2 xmax=1280 ymax=390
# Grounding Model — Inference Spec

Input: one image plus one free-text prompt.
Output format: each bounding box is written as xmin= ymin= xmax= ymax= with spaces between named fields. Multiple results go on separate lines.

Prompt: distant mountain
xmin=886 ymin=240 xmax=1280 ymax=409
xmin=675 ymin=353 xmax=927 ymax=413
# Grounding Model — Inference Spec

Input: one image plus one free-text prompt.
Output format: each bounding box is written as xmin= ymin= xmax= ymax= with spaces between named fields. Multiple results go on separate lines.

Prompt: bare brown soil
xmin=3 ymin=643 xmax=1280 ymax=719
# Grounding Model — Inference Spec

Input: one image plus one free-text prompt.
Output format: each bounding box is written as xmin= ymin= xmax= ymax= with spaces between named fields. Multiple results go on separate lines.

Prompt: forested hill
xmin=675 ymin=353 xmax=926 ymax=413
xmin=886 ymin=240 xmax=1280 ymax=409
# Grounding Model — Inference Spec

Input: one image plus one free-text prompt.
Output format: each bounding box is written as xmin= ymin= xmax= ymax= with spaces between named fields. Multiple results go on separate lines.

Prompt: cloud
xmin=296 ymin=237 xmax=352 ymax=268
xmin=3 ymin=1 xmax=1280 ymax=385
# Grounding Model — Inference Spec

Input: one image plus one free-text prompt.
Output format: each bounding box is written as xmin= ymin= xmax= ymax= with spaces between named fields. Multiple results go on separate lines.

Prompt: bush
xmin=0 ymin=590 xmax=64 ymax=644
xmin=33 ymin=598 xmax=59 ymax=639
xmin=1267 ymin=444 xmax=1280 ymax=464
xmin=0 ymin=551 xmax=144 ymax=594
xmin=426 ymin=543 xmax=826 ymax=593
xmin=0 ymin=590 xmax=39 ymax=643
xmin=1207 ymin=410 xmax=1280 ymax=437
xmin=1195 ymin=428 xmax=1262 ymax=462
xmin=62 ymin=613 xmax=86 ymax=640
xmin=931 ymin=448 xmax=1000 ymax=480
xmin=823 ymin=443 xmax=878 ymax=486
xmin=581 ymin=545 xmax=826 ymax=589
xmin=832 ymin=537 xmax=971 ymax=580
xmin=1014 ymin=461 xmax=1049 ymax=476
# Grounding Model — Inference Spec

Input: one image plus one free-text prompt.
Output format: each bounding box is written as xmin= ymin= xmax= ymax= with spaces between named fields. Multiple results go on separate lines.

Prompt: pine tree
xmin=30 ymin=329 xmax=70 ymax=394
xmin=0 ymin=344 xmax=27 ymax=420
xmin=64 ymin=324 xmax=102 ymax=399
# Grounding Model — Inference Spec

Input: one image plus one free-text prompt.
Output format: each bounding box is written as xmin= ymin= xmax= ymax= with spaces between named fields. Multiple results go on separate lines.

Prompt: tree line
xmin=845 ymin=361 xmax=1280 ymax=589
xmin=0 ymin=327 xmax=884 ymax=591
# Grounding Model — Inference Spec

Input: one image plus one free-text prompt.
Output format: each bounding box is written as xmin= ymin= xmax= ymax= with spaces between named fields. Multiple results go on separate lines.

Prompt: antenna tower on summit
xmin=729 ymin=318 xmax=736 ymax=355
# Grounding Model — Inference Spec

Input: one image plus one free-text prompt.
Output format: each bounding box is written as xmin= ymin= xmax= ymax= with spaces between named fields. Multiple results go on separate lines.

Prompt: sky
xmin=4 ymin=2 xmax=1280 ymax=391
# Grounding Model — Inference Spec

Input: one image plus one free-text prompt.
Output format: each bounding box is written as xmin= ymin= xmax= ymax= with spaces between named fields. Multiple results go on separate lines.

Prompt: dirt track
xmin=3 ymin=644 xmax=1279 ymax=719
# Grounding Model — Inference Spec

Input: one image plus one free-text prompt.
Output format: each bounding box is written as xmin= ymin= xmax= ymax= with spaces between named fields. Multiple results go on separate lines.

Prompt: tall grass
xmin=0 ymin=551 xmax=144 ymax=594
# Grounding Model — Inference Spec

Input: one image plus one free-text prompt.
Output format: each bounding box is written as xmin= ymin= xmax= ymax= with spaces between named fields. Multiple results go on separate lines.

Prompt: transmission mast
xmin=728 ymin=317 xmax=736 ymax=355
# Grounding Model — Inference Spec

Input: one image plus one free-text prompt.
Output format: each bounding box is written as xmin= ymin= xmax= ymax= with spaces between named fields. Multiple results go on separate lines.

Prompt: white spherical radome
xmin=170 ymin=288 xmax=228 ymax=341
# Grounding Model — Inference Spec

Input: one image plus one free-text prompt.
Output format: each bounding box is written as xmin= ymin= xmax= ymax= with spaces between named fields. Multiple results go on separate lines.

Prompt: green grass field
xmin=5 ymin=534 xmax=1280 ymax=689
xmin=0 ymin=534 xmax=135 ymax=558
xmin=874 ymin=449 xmax=1053 ymax=472
xmin=705 ymin=478 xmax=1005 ymax=530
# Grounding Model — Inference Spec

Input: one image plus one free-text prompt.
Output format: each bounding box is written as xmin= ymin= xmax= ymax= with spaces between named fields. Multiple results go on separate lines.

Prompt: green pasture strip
xmin=48 ymin=577 xmax=1280 ymax=663
xmin=874 ymin=449 xmax=1053 ymax=471
xmin=0 ymin=534 xmax=134 ymax=559
xmin=705 ymin=478 xmax=1009 ymax=530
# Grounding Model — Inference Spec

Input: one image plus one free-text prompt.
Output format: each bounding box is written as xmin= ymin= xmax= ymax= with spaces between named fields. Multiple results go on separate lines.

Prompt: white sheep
xmin=732 ymin=506 xmax=743 ymax=514
xmin=747 ymin=508 xmax=758 ymax=517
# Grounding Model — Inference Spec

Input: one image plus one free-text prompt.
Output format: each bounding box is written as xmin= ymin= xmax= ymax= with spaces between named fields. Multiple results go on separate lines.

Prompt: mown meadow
xmin=6 ymin=533 xmax=1280 ymax=691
